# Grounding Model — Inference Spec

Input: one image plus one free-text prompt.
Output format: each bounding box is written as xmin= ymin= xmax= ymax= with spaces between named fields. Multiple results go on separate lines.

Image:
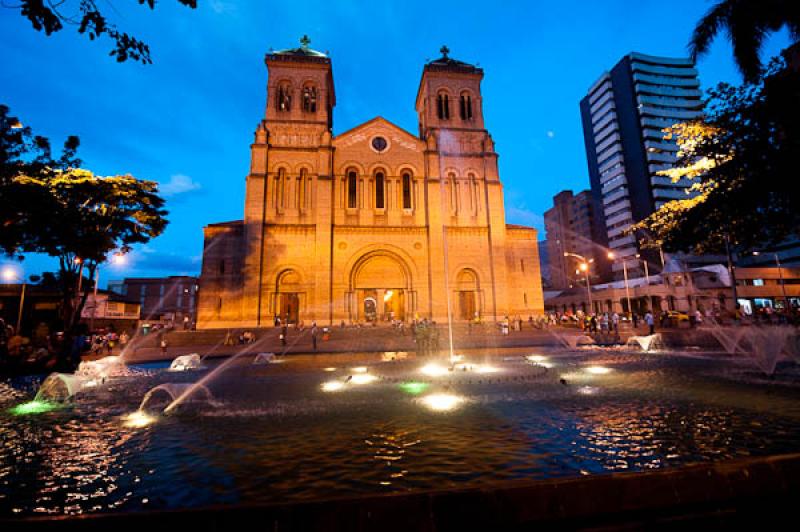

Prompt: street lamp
xmin=753 ymin=251 xmax=789 ymax=312
xmin=2 ymin=266 xmax=26 ymax=334
xmin=607 ymin=252 xmax=632 ymax=317
xmin=564 ymin=252 xmax=594 ymax=314
xmin=637 ymin=253 xmax=651 ymax=312
xmin=89 ymin=252 xmax=128 ymax=331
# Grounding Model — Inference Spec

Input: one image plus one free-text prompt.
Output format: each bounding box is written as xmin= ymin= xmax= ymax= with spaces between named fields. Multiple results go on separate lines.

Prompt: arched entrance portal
xmin=456 ymin=269 xmax=480 ymax=320
xmin=276 ymin=269 xmax=302 ymax=324
xmin=351 ymin=252 xmax=409 ymax=322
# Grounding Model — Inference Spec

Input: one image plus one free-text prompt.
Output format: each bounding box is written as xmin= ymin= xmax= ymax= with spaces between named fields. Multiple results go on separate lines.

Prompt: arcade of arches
xmin=197 ymin=40 xmax=544 ymax=327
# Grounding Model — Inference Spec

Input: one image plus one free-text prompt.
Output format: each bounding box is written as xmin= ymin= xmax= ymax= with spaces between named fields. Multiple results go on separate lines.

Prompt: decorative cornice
xmin=334 ymin=225 xmax=427 ymax=234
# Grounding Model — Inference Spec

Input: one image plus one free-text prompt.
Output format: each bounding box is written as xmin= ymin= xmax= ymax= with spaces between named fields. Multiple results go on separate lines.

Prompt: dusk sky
xmin=0 ymin=0 xmax=790 ymax=285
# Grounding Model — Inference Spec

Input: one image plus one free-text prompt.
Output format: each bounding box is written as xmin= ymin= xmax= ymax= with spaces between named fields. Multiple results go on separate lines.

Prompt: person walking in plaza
xmin=645 ymin=311 xmax=655 ymax=335
xmin=311 ymin=322 xmax=318 ymax=351
xmin=611 ymin=312 xmax=620 ymax=334
xmin=280 ymin=324 xmax=288 ymax=347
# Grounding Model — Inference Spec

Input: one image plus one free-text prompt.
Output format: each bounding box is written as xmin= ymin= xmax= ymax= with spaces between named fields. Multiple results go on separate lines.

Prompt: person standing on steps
xmin=645 ymin=311 xmax=655 ymax=336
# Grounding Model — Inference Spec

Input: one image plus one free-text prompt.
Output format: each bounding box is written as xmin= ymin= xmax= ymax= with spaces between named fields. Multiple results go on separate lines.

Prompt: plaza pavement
xmin=114 ymin=323 xmax=692 ymax=364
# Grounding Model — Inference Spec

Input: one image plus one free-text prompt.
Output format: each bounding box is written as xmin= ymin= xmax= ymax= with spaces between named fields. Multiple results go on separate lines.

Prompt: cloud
xmin=546 ymin=130 xmax=556 ymax=138
xmin=209 ymin=1 xmax=237 ymax=15
xmin=159 ymin=174 xmax=202 ymax=197
xmin=506 ymin=206 xmax=545 ymax=230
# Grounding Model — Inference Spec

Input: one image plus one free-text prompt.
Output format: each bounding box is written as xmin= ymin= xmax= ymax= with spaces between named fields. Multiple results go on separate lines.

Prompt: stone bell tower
xmin=241 ymin=36 xmax=337 ymax=326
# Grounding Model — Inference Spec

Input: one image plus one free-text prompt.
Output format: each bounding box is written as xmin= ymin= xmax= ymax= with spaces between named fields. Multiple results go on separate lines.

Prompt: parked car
xmin=666 ymin=310 xmax=690 ymax=322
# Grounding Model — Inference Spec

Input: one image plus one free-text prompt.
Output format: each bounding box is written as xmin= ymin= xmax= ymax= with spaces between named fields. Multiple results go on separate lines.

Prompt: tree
xmin=0 ymin=104 xmax=168 ymax=367
xmin=690 ymin=0 xmax=800 ymax=82
xmin=10 ymin=0 xmax=198 ymax=64
xmin=632 ymin=55 xmax=800 ymax=257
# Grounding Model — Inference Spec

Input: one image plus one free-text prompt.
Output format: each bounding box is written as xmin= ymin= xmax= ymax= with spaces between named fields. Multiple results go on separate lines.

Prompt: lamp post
xmin=564 ymin=252 xmax=594 ymax=314
xmin=753 ymin=251 xmax=789 ymax=312
xmin=637 ymin=253 xmax=651 ymax=312
xmin=607 ymin=252 xmax=632 ymax=317
xmin=89 ymin=252 xmax=128 ymax=332
xmin=2 ymin=266 xmax=26 ymax=334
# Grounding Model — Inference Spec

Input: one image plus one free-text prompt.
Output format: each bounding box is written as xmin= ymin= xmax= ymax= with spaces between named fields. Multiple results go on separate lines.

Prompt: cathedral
xmin=197 ymin=38 xmax=544 ymax=328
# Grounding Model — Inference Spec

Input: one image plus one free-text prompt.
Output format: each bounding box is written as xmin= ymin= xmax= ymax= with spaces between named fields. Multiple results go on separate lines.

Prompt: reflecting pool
xmin=2 ymin=348 xmax=800 ymax=517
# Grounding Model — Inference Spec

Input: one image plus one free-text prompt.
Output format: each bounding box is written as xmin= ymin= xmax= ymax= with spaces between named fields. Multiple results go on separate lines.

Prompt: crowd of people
xmin=0 ymin=317 xmax=134 ymax=374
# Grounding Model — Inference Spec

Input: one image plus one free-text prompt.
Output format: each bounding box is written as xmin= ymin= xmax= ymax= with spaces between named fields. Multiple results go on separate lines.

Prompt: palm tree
xmin=690 ymin=0 xmax=800 ymax=81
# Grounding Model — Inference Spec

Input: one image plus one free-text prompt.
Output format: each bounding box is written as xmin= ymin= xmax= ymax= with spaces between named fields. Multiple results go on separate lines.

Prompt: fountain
xmin=33 ymin=373 xmax=88 ymax=402
xmin=139 ymin=383 xmax=214 ymax=413
xmin=252 ymin=352 xmax=276 ymax=365
xmin=76 ymin=355 xmax=130 ymax=379
xmin=549 ymin=329 xmax=594 ymax=350
xmin=703 ymin=322 xmax=749 ymax=355
xmin=169 ymin=353 xmax=204 ymax=371
xmin=626 ymin=334 xmax=662 ymax=352
xmin=736 ymin=326 xmax=796 ymax=376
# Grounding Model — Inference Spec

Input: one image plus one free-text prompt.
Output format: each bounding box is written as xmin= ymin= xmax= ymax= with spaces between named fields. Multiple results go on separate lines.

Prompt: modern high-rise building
xmin=580 ymin=53 xmax=703 ymax=279
xmin=544 ymin=190 xmax=609 ymax=289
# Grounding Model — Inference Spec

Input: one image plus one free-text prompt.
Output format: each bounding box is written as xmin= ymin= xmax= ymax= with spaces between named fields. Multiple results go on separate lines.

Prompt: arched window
xmin=276 ymin=83 xmax=292 ymax=112
xmin=402 ymin=172 xmax=412 ymax=209
xmin=302 ymin=85 xmax=317 ymax=113
xmin=347 ymin=170 xmax=357 ymax=209
xmin=459 ymin=92 xmax=473 ymax=120
xmin=297 ymin=168 xmax=306 ymax=209
xmin=436 ymin=92 xmax=450 ymax=120
xmin=276 ymin=168 xmax=286 ymax=208
xmin=448 ymin=172 xmax=457 ymax=212
xmin=468 ymin=172 xmax=477 ymax=213
xmin=375 ymin=171 xmax=385 ymax=209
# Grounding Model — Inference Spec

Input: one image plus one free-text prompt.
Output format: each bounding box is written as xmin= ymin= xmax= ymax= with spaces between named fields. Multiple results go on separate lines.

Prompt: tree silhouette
xmin=11 ymin=0 xmax=198 ymax=64
xmin=1 ymin=104 xmax=168 ymax=368
xmin=690 ymin=0 xmax=800 ymax=81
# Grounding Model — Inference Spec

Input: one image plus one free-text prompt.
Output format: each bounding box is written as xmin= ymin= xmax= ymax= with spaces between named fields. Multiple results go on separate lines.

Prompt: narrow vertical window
xmin=521 ymin=259 xmax=525 ymax=273
xmin=347 ymin=170 xmax=357 ymax=209
xmin=302 ymin=86 xmax=317 ymax=113
xmin=219 ymin=260 xmax=225 ymax=275
xmin=402 ymin=173 xmax=412 ymax=209
xmin=297 ymin=169 xmax=306 ymax=209
xmin=277 ymin=168 xmax=285 ymax=208
xmin=375 ymin=172 xmax=385 ymax=209
xmin=437 ymin=93 xmax=450 ymax=120
xmin=460 ymin=92 xmax=473 ymax=120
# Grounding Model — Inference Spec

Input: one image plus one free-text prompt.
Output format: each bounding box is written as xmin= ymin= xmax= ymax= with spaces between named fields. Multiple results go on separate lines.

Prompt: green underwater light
xmin=9 ymin=400 xmax=60 ymax=416
xmin=399 ymin=381 xmax=429 ymax=395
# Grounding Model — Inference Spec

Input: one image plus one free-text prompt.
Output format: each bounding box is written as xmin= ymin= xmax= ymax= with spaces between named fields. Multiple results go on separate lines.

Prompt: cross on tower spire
xmin=300 ymin=35 xmax=311 ymax=49
xmin=440 ymin=45 xmax=450 ymax=58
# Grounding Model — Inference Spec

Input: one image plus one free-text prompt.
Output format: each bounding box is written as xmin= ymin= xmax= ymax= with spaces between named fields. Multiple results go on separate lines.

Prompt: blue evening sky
xmin=0 ymin=1 xmax=790 ymax=285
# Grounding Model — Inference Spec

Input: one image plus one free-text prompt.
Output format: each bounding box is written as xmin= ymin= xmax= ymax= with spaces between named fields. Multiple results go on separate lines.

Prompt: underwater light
xmin=475 ymin=365 xmax=500 ymax=374
xmin=122 ymin=411 xmax=156 ymax=428
xmin=420 ymin=363 xmax=448 ymax=377
xmin=321 ymin=380 xmax=345 ymax=392
xmin=352 ymin=366 xmax=368 ymax=373
xmin=9 ymin=400 xmax=59 ymax=416
xmin=526 ymin=355 xmax=547 ymax=363
xmin=399 ymin=381 xmax=429 ymax=395
xmin=323 ymin=367 xmax=337 ymax=372
xmin=578 ymin=386 xmax=599 ymax=395
xmin=585 ymin=366 xmax=612 ymax=375
xmin=420 ymin=393 xmax=464 ymax=412
xmin=351 ymin=374 xmax=377 ymax=385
